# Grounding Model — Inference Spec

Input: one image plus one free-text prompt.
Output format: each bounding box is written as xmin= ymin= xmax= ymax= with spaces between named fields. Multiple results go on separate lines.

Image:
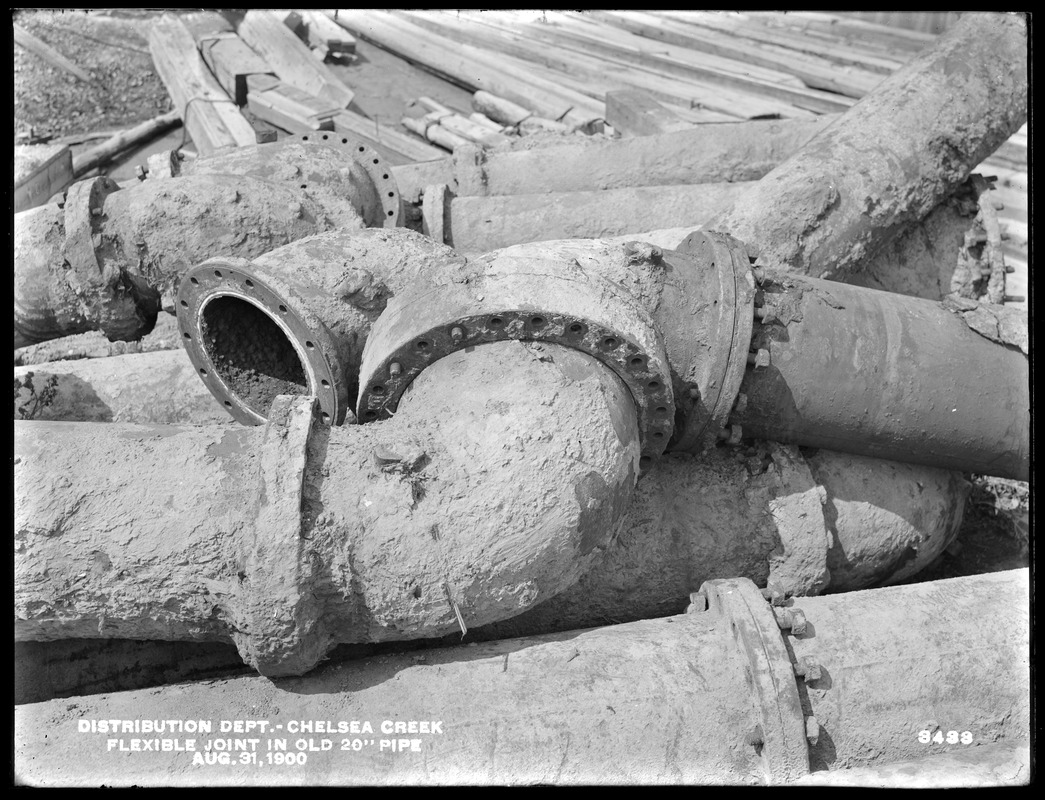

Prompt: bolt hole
xmin=223 ymin=400 xmax=232 ymax=407
xmin=383 ymin=173 xmax=390 ymax=180
xmin=629 ymin=356 xmax=645 ymax=367
xmin=387 ymin=210 xmax=394 ymax=217
xmin=568 ymin=322 xmax=586 ymax=335
xmin=652 ymin=431 xmax=665 ymax=439
xmin=199 ymin=368 xmax=208 ymax=376
xmin=388 ymin=191 xmax=395 ymax=198
xmin=213 ymin=270 xmax=223 ymax=278
xmin=416 ymin=340 xmax=430 ymax=351
xmin=322 ymin=133 xmax=329 ymax=140
xmin=530 ymin=316 xmax=545 ymax=328
xmin=489 ymin=316 xmax=504 ymax=328
xmin=358 ymin=146 xmax=365 ymax=152
xmin=302 ymin=135 xmax=310 ymax=141
xmin=372 ymin=384 xmax=385 ymax=396
xmin=373 ymin=158 xmax=380 ymax=164
xmin=278 ymin=304 xmax=288 ymax=314
xmin=300 ymin=184 xmax=307 ymax=189
xmin=601 ymin=336 xmax=618 ymax=349
xmin=190 ymin=277 xmax=199 ymax=286
xmin=244 ymin=280 xmax=254 ymax=289
xmin=305 ymin=340 xmax=315 ymax=349
xmin=321 ymin=379 xmax=330 ymax=388
xmin=341 ymin=138 xmax=348 ymax=145
xmin=183 ymin=332 xmax=191 ymax=340
xmin=648 ymin=380 xmax=661 ymax=389
xmin=321 ymin=412 xmax=331 ymax=423
xmin=365 ymin=410 xmax=377 ymax=419
xmin=180 ymin=299 xmax=188 ymax=307
xmin=655 ymin=406 xmax=668 ymax=415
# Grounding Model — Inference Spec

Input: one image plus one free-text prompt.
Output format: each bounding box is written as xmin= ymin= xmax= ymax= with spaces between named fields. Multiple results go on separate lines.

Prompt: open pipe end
xmin=177 ymin=258 xmax=348 ymax=426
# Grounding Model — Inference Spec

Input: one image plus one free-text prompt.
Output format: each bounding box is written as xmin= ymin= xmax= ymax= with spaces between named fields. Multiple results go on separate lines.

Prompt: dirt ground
xmin=13 ymin=10 xmax=1029 ymax=591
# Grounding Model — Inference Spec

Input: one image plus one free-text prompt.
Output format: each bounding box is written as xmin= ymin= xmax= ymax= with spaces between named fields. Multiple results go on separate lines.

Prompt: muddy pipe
xmin=13 ymin=137 xmax=403 ymax=350
xmin=15 ymin=341 xmax=643 ymax=676
xmin=13 ymin=570 xmax=1029 ymax=786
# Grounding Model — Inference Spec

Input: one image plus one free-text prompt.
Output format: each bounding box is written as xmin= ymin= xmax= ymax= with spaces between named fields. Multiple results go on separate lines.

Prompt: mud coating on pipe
xmin=200 ymin=296 xmax=309 ymax=417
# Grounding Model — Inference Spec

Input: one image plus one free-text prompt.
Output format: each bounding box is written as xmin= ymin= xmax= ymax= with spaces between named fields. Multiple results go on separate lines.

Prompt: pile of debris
xmin=13 ymin=10 xmax=1029 ymax=788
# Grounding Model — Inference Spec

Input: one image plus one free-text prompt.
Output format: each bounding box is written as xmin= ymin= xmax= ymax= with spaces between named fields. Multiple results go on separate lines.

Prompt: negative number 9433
xmin=919 ymin=730 xmax=973 ymax=744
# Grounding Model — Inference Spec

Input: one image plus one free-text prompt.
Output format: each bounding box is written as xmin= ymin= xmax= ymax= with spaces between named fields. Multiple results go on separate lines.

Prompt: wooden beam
xmin=246 ymin=75 xmax=339 ymax=133
xmin=300 ymin=11 xmax=357 ymax=56
xmin=13 ymin=23 xmax=91 ymax=83
xmin=331 ymin=108 xmax=447 ymax=165
xmin=71 ymin=111 xmax=183 ymax=179
xmin=237 ymin=10 xmax=354 ymax=108
xmin=147 ymin=14 xmax=257 ymax=155
xmin=333 ymin=9 xmax=604 ymax=131
xmin=604 ymin=89 xmax=695 ymax=136
xmin=14 ymin=143 xmax=74 ymax=213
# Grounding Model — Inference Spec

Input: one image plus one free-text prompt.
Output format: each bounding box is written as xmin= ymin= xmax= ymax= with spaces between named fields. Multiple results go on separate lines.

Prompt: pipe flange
xmin=60 ymin=176 xmax=122 ymax=309
xmin=177 ymin=258 xmax=348 ymax=426
xmin=296 ymin=131 xmax=402 ymax=227
xmin=230 ymin=395 xmax=332 ymax=677
xmin=695 ymin=577 xmax=810 ymax=784
xmin=358 ymin=266 xmax=675 ymax=468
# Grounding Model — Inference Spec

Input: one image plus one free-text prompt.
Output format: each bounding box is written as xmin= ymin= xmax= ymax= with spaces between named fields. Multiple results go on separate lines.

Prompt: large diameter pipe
xmin=450 ymin=116 xmax=837 ymax=196
xmin=706 ymin=12 xmax=1027 ymax=280
xmin=442 ymin=181 xmax=753 ymax=253
xmin=14 ymin=350 xmax=228 ymax=425
xmin=731 ymin=269 xmax=1030 ymax=479
xmin=13 ymin=173 xmax=341 ymax=349
xmin=15 ymin=341 xmax=640 ymax=675
xmin=14 ymin=570 xmax=1029 ymax=786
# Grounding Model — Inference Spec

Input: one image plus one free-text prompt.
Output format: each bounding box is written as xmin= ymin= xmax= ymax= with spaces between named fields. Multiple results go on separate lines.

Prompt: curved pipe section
xmin=15 ymin=340 xmax=640 ymax=675
xmin=14 ymin=138 xmax=400 ymax=350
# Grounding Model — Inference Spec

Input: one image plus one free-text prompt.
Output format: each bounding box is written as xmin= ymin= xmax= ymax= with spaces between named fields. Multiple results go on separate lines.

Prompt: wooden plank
xmin=331 ymin=108 xmax=446 ymax=165
xmin=14 ymin=143 xmax=74 ymax=213
xmin=590 ymin=11 xmax=878 ymax=99
xmin=13 ymin=22 xmax=91 ymax=82
xmin=191 ymin=21 xmax=273 ymax=107
xmin=605 ymin=89 xmax=695 ymax=136
xmin=506 ymin=12 xmax=852 ymax=115
xmin=237 ymin=10 xmax=354 ymax=108
xmin=658 ymin=11 xmax=907 ymax=74
xmin=333 ymin=9 xmax=604 ymax=131
xmin=246 ymin=77 xmax=340 ymax=134
xmin=147 ymin=14 xmax=258 ymax=155
xmin=394 ymin=11 xmax=798 ymax=121
xmin=301 ymin=11 xmax=357 ymax=55
xmin=763 ymin=11 xmax=937 ymax=51
xmin=71 ymin=110 xmax=182 ymax=178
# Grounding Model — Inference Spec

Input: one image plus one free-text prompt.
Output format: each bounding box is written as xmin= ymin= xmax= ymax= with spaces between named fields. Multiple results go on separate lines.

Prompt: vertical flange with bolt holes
xmin=357 ymin=261 xmax=674 ymax=469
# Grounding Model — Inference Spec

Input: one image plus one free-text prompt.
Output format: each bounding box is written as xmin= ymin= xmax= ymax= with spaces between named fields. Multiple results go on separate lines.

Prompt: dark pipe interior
xmin=200 ymin=295 xmax=308 ymax=415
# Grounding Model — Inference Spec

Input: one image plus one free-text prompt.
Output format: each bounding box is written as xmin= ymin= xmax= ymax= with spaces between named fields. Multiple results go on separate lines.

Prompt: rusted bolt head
xmin=451 ymin=326 xmax=464 ymax=341
xmin=744 ymin=724 xmax=764 ymax=747
xmin=389 ymin=362 xmax=402 ymax=377
xmin=90 ymin=207 xmax=102 ymax=217
xmin=753 ymin=348 xmax=770 ymax=369
xmin=795 ymin=656 xmax=822 ymax=682
xmin=789 ymin=608 xmax=808 ymax=636
xmin=686 ymin=592 xmax=708 ymax=614
xmin=733 ymin=392 xmax=748 ymax=414
xmin=806 ymin=717 xmax=820 ymax=745
xmin=135 ymin=164 xmax=148 ymax=181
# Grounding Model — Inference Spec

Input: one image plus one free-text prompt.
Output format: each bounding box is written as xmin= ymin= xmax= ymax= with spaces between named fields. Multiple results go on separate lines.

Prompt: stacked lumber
xmin=285 ymin=10 xmax=357 ymax=61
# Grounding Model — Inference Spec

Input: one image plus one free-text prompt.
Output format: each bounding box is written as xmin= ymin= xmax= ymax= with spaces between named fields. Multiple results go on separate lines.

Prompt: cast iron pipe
xmin=13 ymin=569 xmax=1029 ymax=786
xmin=14 ymin=137 xmax=402 ymax=349
xmin=728 ymin=265 xmax=1030 ymax=480
xmin=15 ymin=341 xmax=640 ymax=676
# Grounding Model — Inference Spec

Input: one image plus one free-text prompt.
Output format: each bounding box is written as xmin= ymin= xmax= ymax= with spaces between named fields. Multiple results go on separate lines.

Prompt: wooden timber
xmin=13 ymin=23 xmax=91 ymax=82
xmin=245 ymin=75 xmax=339 ymax=133
xmin=147 ymin=14 xmax=257 ymax=155
xmin=331 ymin=108 xmax=446 ymax=165
xmin=71 ymin=111 xmax=182 ymax=178
xmin=237 ymin=10 xmax=355 ymax=108
xmin=14 ymin=143 xmax=74 ymax=213
xmin=605 ymin=90 xmax=695 ymax=136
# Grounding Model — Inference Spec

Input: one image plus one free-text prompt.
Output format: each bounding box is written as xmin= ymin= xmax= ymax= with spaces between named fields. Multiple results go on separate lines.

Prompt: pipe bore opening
xmin=200 ymin=295 xmax=309 ymax=415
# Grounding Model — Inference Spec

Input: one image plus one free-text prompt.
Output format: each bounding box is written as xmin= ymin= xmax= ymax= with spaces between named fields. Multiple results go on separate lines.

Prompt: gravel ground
xmin=13 ymin=9 xmax=172 ymax=140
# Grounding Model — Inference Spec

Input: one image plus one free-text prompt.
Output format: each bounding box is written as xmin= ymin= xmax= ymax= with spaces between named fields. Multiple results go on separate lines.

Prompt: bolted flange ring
xmin=357 ymin=261 xmax=675 ymax=469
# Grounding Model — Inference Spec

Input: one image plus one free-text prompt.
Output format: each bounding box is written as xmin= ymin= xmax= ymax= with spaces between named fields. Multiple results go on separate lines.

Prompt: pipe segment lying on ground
xmin=176 ymin=228 xmax=1028 ymax=480
xmin=13 ymin=138 xmax=401 ymax=350
xmin=14 ymin=569 xmax=1029 ymax=786
xmin=706 ymin=11 xmax=1027 ymax=282
xmin=15 ymin=340 xmax=641 ymax=676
